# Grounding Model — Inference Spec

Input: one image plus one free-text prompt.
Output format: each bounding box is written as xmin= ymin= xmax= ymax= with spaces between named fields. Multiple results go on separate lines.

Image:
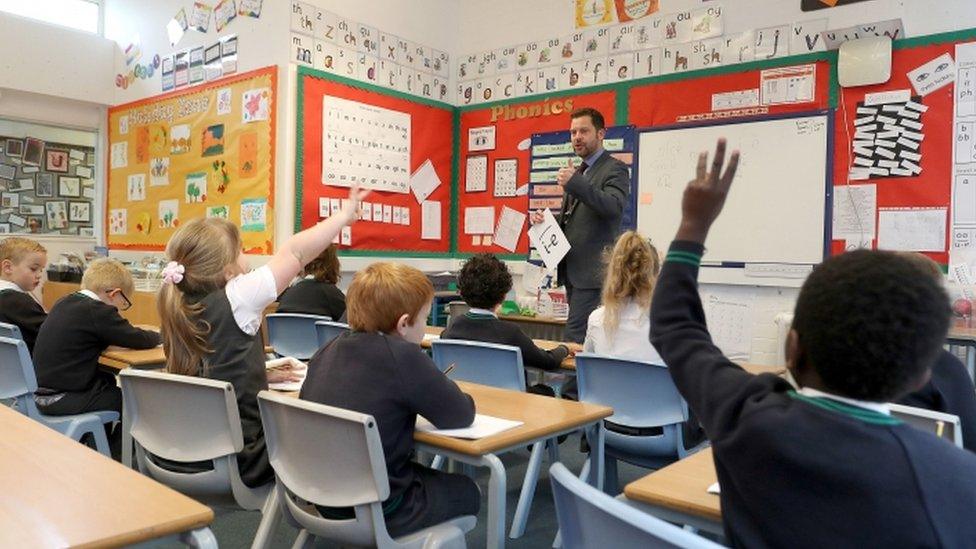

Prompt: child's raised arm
xmin=265 ymin=185 xmax=370 ymax=294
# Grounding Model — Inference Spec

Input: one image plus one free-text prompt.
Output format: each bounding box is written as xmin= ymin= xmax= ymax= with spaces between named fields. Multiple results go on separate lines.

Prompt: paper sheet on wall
xmin=468 ymin=126 xmax=496 ymax=152
xmin=951 ymin=42 xmax=976 ymax=253
xmin=832 ymin=184 xmax=876 ymax=239
xmin=527 ymin=208 xmax=570 ymax=270
xmin=701 ymin=290 xmax=756 ymax=361
xmin=409 ymin=159 xmax=441 ymax=204
xmin=321 ymin=95 xmax=410 ymax=194
xmin=493 ymin=159 xmax=518 ymax=197
xmin=421 ymin=200 xmax=441 ymax=240
xmin=877 ymin=208 xmax=947 ymax=252
xmin=907 ymin=53 xmax=956 ymax=97
xmin=493 ymin=206 xmax=525 ymax=252
xmin=464 ymin=206 xmax=495 ymax=234
xmin=465 ymin=155 xmax=487 ymax=192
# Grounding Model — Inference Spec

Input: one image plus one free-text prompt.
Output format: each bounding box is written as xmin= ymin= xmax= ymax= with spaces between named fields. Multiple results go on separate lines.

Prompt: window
xmin=0 ymin=0 xmax=100 ymax=34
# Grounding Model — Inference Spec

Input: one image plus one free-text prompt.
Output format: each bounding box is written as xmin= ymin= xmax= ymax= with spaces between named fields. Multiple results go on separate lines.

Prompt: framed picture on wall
xmin=0 ymin=223 xmax=9 ymax=233
xmin=22 ymin=138 xmax=44 ymax=166
xmin=4 ymin=139 xmax=23 ymax=157
xmin=45 ymin=149 xmax=70 ymax=173
xmin=36 ymin=173 xmax=55 ymax=197
xmin=45 ymin=201 xmax=67 ymax=230
xmin=26 ymin=216 xmax=42 ymax=233
xmin=68 ymin=201 xmax=91 ymax=223
xmin=58 ymin=176 xmax=81 ymax=198
xmin=79 ymin=227 xmax=94 ymax=237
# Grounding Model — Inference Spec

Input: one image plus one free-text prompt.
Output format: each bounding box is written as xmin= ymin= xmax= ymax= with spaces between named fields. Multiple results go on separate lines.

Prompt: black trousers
xmin=385 ymin=464 xmax=481 ymax=538
xmin=564 ymin=283 xmax=602 ymax=344
xmin=36 ymin=371 xmax=122 ymax=458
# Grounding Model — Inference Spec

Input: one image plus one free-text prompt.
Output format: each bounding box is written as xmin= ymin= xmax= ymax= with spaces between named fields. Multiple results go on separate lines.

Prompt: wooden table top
xmin=498 ymin=314 xmax=567 ymax=326
xmin=100 ymin=344 xmax=274 ymax=370
xmin=281 ymin=381 xmax=612 ymax=457
xmin=0 ymin=405 xmax=214 ymax=547
xmin=413 ymin=381 xmax=612 ymax=455
xmin=948 ymin=325 xmax=976 ymax=342
xmin=623 ymin=447 xmax=721 ymax=522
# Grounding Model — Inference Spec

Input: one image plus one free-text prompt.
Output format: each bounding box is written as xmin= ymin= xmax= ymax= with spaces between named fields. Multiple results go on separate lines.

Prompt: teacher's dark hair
xmin=570 ymin=107 xmax=606 ymax=131
xmin=458 ymin=253 xmax=513 ymax=310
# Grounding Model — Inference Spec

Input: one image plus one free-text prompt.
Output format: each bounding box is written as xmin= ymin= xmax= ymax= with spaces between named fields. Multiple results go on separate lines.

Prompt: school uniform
xmin=583 ymin=300 xmax=662 ymax=363
xmin=276 ymin=276 xmax=346 ymax=320
xmin=32 ymin=291 xmax=160 ymax=417
xmin=899 ymin=349 xmax=976 ymax=453
xmin=650 ymin=241 xmax=976 ymax=548
xmin=188 ymin=265 xmax=277 ymax=488
xmin=442 ymin=308 xmax=570 ymax=371
xmin=301 ymin=331 xmax=479 ymax=538
xmin=0 ymin=280 xmax=46 ymax=354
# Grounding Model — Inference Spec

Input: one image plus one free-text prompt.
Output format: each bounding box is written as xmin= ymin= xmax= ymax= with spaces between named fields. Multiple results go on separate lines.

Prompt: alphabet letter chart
xmin=321 ymin=94 xmax=411 ymax=193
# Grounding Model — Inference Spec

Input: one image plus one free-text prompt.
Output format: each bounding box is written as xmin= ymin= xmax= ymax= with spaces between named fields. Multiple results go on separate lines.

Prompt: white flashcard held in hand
xmin=527 ymin=208 xmax=571 ymax=270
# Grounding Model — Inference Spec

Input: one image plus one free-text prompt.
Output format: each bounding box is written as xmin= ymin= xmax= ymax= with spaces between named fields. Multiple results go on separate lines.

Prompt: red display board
xmin=627 ymin=59 xmax=833 ymax=127
xmin=456 ymin=90 xmax=618 ymax=255
xmin=296 ymin=68 xmax=454 ymax=254
xmin=830 ymin=42 xmax=957 ymax=264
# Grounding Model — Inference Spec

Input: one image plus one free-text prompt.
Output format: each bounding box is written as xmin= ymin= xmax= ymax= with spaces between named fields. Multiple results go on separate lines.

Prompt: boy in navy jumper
xmin=0 ymin=237 xmax=47 ymax=354
xmin=650 ymin=139 xmax=976 ymax=547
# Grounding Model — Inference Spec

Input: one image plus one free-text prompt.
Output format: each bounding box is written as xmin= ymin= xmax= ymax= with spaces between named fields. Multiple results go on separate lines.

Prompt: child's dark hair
xmin=303 ymin=244 xmax=340 ymax=284
xmin=792 ymin=250 xmax=950 ymax=401
xmin=458 ymin=253 xmax=512 ymax=310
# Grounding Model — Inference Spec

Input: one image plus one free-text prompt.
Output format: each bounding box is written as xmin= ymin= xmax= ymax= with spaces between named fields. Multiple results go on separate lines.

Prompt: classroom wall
xmin=457 ymin=0 xmax=976 ymax=54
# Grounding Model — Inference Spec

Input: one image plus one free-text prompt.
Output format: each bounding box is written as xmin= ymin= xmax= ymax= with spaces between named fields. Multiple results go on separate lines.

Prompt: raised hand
xmin=530 ymin=210 xmax=545 ymax=225
xmin=676 ymin=138 xmax=740 ymax=244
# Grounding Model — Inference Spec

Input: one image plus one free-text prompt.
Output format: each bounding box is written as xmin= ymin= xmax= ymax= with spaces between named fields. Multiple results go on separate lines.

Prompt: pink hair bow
xmin=161 ymin=261 xmax=185 ymax=285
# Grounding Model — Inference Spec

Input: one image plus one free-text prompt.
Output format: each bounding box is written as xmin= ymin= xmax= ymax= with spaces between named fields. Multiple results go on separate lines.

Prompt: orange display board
xmin=296 ymin=69 xmax=454 ymax=254
xmin=107 ymin=66 xmax=277 ymax=253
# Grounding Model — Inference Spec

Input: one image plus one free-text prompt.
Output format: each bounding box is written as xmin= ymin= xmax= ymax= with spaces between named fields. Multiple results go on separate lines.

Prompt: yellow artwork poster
xmin=575 ymin=0 xmax=615 ymax=28
xmin=107 ymin=66 xmax=277 ymax=253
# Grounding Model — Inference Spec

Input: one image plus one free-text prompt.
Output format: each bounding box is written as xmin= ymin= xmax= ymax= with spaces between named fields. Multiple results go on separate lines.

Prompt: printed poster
xmin=576 ymin=0 xmax=615 ymax=28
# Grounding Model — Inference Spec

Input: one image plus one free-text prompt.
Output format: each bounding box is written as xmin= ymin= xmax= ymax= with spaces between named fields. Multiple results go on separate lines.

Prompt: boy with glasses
xmin=33 ymin=258 xmax=160 ymax=458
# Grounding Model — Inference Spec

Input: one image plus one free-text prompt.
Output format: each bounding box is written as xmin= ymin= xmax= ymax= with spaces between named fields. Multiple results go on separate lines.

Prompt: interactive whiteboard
xmin=636 ymin=112 xmax=831 ymax=286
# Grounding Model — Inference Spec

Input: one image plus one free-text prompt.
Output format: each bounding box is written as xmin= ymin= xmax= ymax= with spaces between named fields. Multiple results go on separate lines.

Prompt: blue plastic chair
xmin=430 ymin=339 xmax=526 ymax=391
xmin=576 ymin=353 xmax=707 ymax=494
xmin=0 ymin=336 xmax=117 ymax=456
xmin=430 ymin=339 xmax=558 ymax=539
xmin=549 ymin=462 xmax=723 ymax=549
xmin=265 ymin=313 xmax=330 ymax=360
xmin=314 ymin=320 xmax=350 ymax=348
xmin=0 ymin=321 xmax=23 ymax=340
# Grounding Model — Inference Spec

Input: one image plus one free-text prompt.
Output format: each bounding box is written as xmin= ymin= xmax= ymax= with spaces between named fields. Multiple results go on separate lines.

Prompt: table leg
xmin=510 ymin=440 xmax=545 ymax=539
xmin=122 ymin=397 xmax=132 ymax=468
xmin=415 ymin=445 xmax=507 ymax=549
xmin=968 ymin=345 xmax=975 ymax=380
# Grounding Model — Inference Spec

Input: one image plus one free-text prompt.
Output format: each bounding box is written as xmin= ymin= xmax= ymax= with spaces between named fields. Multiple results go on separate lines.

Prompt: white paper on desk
xmin=416 ymin=413 xmax=523 ymax=439
xmin=877 ymin=207 xmax=947 ymax=252
xmin=409 ymin=159 xmax=442 ymax=204
xmin=266 ymin=356 xmax=307 ymax=392
xmin=707 ymin=482 xmax=721 ymax=495
xmin=493 ymin=206 xmax=526 ymax=252
xmin=421 ymin=200 xmax=441 ymax=240
xmin=832 ymin=184 xmax=876 ymax=239
xmin=464 ymin=206 xmax=495 ymax=234
xmin=422 ymin=332 xmax=440 ymax=342
xmin=527 ymin=209 xmax=571 ymax=270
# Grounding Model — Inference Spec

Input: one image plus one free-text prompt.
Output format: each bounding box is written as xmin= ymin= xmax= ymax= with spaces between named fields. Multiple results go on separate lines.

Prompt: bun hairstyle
xmin=600 ymin=231 xmax=660 ymax=343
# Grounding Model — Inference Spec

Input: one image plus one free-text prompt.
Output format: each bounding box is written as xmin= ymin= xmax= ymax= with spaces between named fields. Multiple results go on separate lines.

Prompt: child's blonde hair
xmin=346 ymin=262 xmax=433 ymax=333
xmin=0 ymin=237 xmax=46 ymax=265
xmin=600 ymin=231 xmax=660 ymax=343
xmin=82 ymin=258 xmax=134 ymax=295
xmin=157 ymin=217 xmax=241 ymax=376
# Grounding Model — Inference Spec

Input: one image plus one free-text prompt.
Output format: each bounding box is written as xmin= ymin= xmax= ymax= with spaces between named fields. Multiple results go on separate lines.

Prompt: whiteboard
xmin=636 ymin=112 xmax=831 ymax=286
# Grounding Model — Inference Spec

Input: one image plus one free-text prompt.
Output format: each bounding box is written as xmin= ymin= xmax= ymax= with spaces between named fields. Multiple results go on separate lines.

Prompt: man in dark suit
xmin=531 ymin=107 xmax=630 ymax=342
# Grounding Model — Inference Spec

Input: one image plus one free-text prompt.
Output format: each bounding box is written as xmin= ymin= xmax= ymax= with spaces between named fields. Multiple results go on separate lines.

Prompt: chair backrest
xmin=550 ymin=462 xmax=722 ymax=549
xmin=266 ymin=313 xmax=331 ymax=360
xmin=575 ymin=353 xmax=687 ymax=428
xmin=0 ymin=322 xmax=23 ymax=341
xmin=119 ymin=369 xmax=244 ymax=462
xmin=314 ymin=320 xmax=350 ymax=348
xmin=0 ymin=336 xmax=41 ymax=416
xmin=447 ymin=301 xmax=470 ymax=323
xmin=431 ymin=339 xmax=526 ymax=391
xmin=258 ymin=390 xmax=394 ymax=546
xmin=889 ymin=402 xmax=964 ymax=448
